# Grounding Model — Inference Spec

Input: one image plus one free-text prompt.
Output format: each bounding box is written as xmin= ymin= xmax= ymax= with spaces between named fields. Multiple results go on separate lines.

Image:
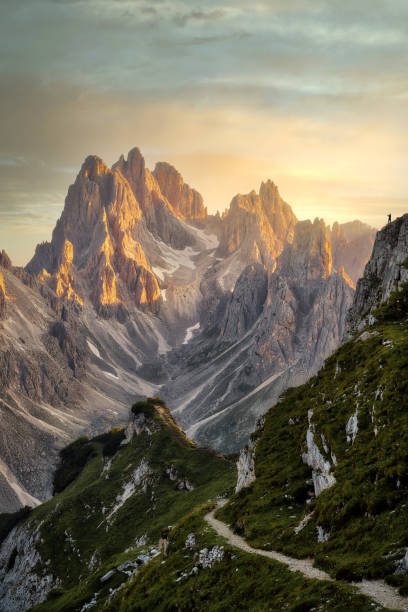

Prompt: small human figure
xmin=159 ymin=528 xmax=170 ymax=557
xmin=388 ymin=213 xmax=392 ymax=224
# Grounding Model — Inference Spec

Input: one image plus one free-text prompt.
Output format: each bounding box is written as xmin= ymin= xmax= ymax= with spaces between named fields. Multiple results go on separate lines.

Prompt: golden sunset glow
xmin=2 ymin=1 xmax=408 ymax=264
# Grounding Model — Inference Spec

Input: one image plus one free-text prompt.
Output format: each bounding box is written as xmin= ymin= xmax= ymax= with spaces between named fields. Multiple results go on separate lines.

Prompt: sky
xmin=1 ymin=0 xmax=408 ymax=264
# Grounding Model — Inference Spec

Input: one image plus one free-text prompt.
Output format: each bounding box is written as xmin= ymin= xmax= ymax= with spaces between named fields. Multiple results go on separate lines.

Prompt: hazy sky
xmin=1 ymin=0 xmax=408 ymax=264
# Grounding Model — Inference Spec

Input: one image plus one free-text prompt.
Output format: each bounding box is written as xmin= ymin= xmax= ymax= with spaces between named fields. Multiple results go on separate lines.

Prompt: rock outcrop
xmin=345 ymin=213 xmax=408 ymax=335
xmin=0 ymin=271 xmax=6 ymax=319
xmin=235 ymin=439 xmax=256 ymax=493
xmin=302 ymin=409 xmax=336 ymax=496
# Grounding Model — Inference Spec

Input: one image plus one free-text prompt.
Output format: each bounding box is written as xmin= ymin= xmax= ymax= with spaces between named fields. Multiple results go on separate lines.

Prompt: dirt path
xmin=205 ymin=501 xmax=408 ymax=611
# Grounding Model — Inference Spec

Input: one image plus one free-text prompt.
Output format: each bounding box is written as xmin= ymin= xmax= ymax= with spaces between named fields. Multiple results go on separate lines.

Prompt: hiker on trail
xmin=388 ymin=213 xmax=392 ymax=224
xmin=159 ymin=528 xmax=170 ymax=557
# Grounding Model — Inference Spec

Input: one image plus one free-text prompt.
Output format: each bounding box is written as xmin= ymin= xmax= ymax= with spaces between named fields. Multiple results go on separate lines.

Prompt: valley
xmin=0 ymin=147 xmax=376 ymax=512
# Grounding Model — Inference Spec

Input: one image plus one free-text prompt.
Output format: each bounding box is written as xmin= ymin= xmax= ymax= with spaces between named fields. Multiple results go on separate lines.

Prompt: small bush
xmin=147 ymin=396 xmax=165 ymax=406
xmin=94 ymin=428 xmax=125 ymax=457
xmin=47 ymin=586 xmax=66 ymax=600
xmin=335 ymin=565 xmax=363 ymax=582
xmin=131 ymin=401 xmax=155 ymax=418
xmin=53 ymin=437 xmax=96 ymax=494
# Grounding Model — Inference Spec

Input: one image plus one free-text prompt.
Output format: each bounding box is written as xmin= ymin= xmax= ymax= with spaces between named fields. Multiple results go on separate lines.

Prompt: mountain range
xmin=0 ymin=213 xmax=407 ymax=611
xmin=0 ymin=147 xmax=377 ymax=513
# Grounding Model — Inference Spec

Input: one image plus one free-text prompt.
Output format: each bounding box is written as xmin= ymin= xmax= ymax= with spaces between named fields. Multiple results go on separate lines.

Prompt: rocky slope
xmin=163 ymin=217 xmax=355 ymax=451
xmin=346 ymin=213 xmax=408 ymax=334
xmin=0 ymin=259 xmax=164 ymax=513
xmin=0 ymin=146 xmax=376 ymax=510
xmin=0 ymin=399 xmax=235 ymax=612
xmin=0 ymin=400 xmax=388 ymax=612
xmin=218 ymin=214 xmax=408 ymax=595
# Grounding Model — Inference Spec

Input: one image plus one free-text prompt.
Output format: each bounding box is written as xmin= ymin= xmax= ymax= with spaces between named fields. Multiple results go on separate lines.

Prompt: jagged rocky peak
xmin=346 ymin=213 xmax=408 ymax=335
xmin=278 ymin=217 xmax=332 ymax=281
xmin=153 ymin=161 xmax=207 ymax=221
xmin=114 ymin=148 xmax=197 ymax=249
xmin=0 ymin=250 xmax=12 ymax=270
xmin=27 ymin=148 xmax=161 ymax=314
xmin=259 ymin=180 xmax=297 ymax=241
xmin=217 ymin=180 xmax=297 ymax=263
xmin=113 ymin=146 xmax=152 ymax=207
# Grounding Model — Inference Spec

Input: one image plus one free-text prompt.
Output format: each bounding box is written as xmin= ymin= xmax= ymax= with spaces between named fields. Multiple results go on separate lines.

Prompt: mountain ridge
xmin=0 ymin=145 xmax=377 ymax=512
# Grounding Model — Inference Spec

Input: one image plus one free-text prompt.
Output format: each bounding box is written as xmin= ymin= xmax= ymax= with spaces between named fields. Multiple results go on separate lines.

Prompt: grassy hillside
xmin=218 ymin=281 xmax=408 ymax=592
xmin=103 ymin=503 xmax=381 ymax=612
xmin=13 ymin=399 xmax=236 ymax=611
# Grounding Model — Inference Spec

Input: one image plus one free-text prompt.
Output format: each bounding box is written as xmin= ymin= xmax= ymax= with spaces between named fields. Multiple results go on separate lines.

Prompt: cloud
xmin=1 ymin=0 xmax=408 ymax=263
xmin=173 ymin=8 xmax=226 ymax=27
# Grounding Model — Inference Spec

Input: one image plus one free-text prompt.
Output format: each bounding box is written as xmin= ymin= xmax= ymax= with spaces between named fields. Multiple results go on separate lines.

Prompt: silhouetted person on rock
xmin=388 ymin=213 xmax=392 ymax=224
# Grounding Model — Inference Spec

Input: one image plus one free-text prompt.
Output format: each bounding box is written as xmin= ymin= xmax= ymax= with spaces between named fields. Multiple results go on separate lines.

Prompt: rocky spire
xmin=278 ymin=218 xmax=332 ymax=281
xmin=153 ymin=162 xmax=207 ymax=221
xmin=0 ymin=250 xmax=12 ymax=270
xmin=217 ymin=181 xmax=297 ymax=265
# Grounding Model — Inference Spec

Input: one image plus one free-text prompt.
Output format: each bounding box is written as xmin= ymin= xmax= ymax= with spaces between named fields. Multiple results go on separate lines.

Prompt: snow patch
xmin=87 ymin=340 xmax=102 ymax=359
xmin=104 ymin=371 xmax=119 ymax=380
xmin=182 ymin=322 xmax=200 ymax=345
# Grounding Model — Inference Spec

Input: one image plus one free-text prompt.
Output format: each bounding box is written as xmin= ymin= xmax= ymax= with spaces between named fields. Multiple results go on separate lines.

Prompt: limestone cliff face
xmin=153 ymin=162 xmax=207 ymax=221
xmin=277 ymin=218 xmax=332 ymax=281
xmin=217 ymin=181 xmax=297 ymax=265
xmin=0 ymin=271 xmax=6 ymax=319
xmin=330 ymin=220 xmax=376 ymax=286
xmin=346 ymin=213 xmax=408 ymax=335
xmin=114 ymin=148 xmax=196 ymax=250
xmin=164 ymin=217 xmax=354 ymax=451
xmin=27 ymin=152 xmax=162 ymax=314
xmin=51 ymin=239 xmax=83 ymax=305
xmin=221 ymin=263 xmax=268 ymax=341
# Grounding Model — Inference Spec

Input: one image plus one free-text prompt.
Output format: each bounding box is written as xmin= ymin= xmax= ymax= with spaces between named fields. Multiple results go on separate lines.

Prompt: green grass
xmin=219 ymin=284 xmax=408 ymax=592
xmin=28 ymin=402 xmax=235 ymax=611
xmin=103 ymin=505 xmax=386 ymax=612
